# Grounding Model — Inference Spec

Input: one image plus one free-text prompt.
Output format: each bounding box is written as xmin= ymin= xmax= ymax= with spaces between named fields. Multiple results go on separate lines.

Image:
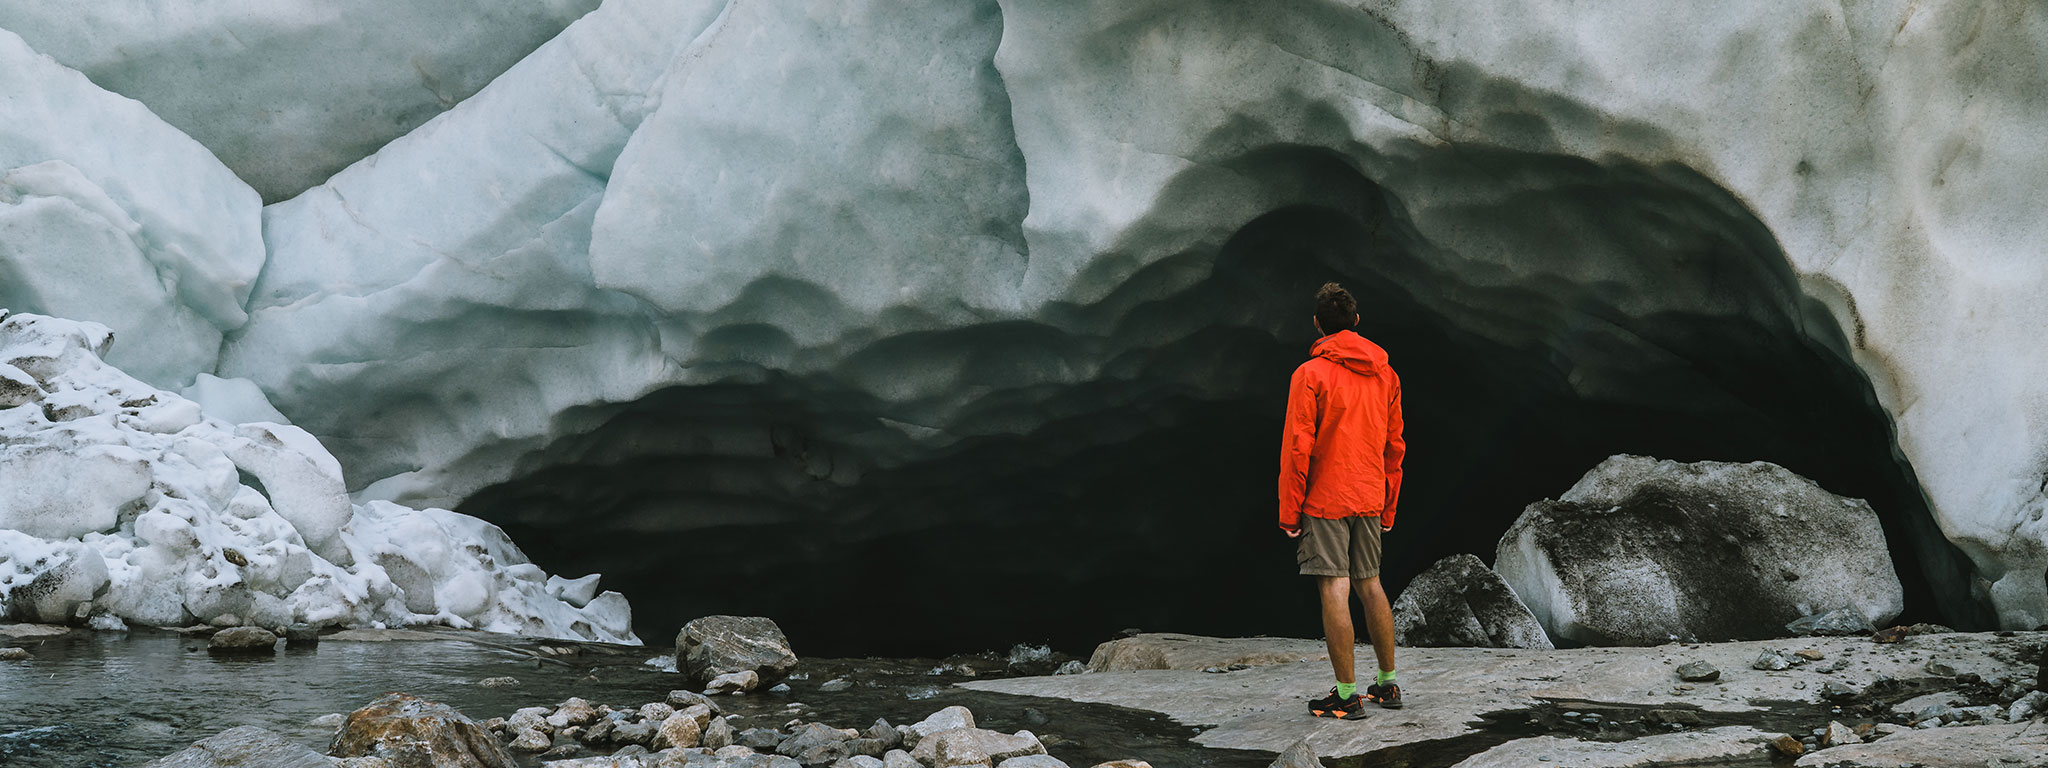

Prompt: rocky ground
xmin=968 ymin=630 xmax=2048 ymax=767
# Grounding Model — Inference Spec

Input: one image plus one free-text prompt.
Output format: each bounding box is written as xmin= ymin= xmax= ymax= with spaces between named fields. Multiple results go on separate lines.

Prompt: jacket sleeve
xmin=1381 ymin=375 xmax=1406 ymax=528
xmin=1278 ymin=366 xmax=1318 ymax=532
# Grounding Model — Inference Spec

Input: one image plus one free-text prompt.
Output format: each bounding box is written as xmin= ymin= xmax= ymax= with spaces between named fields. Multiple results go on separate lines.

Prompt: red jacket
xmin=1278 ymin=330 xmax=1405 ymax=532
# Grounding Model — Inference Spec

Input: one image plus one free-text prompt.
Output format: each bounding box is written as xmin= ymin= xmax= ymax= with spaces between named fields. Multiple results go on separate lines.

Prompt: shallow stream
xmin=0 ymin=628 xmax=1269 ymax=768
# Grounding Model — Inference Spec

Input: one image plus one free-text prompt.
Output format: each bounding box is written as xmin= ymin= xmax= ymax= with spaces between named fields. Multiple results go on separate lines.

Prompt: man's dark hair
xmin=1314 ymin=282 xmax=1357 ymax=333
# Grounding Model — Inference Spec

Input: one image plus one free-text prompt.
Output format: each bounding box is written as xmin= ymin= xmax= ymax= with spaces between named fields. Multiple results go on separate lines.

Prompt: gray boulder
xmin=1268 ymin=741 xmax=1323 ymax=768
xmin=1391 ymin=554 xmax=1553 ymax=649
xmin=142 ymin=726 xmax=333 ymax=767
xmin=1495 ymin=456 xmax=1904 ymax=646
xmin=207 ymin=627 xmax=279 ymax=654
xmin=676 ymin=615 xmax=798 ymax=686
xmin=1786 ymin=607 xmax=1877 ymax=636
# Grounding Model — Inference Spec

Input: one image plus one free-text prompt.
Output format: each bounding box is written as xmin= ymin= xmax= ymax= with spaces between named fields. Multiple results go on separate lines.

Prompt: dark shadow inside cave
xmin=458 ymin=146 xmax=1983 ymax=657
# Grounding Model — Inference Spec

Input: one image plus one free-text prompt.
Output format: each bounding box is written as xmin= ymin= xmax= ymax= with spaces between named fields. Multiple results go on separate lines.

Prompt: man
xmin=1279 ymin=282 xmax=1406 ymax=719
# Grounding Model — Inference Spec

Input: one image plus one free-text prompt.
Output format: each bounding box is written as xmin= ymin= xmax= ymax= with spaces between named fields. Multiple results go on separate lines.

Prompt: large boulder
xmin=328 ymin=692 xmax=514 ymax=768
xmin=1496 ymin=456 xmax=1905 ymax=645
xmin=142 ymin=725 xmax=334 ymax=768
xmin=1392 ymin=554 xmax=1554 ymax=649
xmin=676 ymin=615 xmax=798 ymax=685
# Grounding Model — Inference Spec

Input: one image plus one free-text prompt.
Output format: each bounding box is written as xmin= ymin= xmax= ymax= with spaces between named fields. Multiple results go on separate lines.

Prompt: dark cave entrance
xmin=460 ymin=148 xmax=1982 ymax=657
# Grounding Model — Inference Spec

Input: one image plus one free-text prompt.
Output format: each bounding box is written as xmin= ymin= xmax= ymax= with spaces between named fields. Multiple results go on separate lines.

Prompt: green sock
xmin=1335 ymin=682 xmax=1357 ymax=699
xmin=1376 ymin=669 xmax=1397 ymax=685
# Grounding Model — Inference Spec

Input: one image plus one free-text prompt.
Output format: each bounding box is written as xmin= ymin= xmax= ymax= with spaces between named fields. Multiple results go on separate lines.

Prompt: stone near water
xmin=1752 ymin=648 xmax=1798 ymax=671
xmin=676 ymin=616 xmax=798 ymax=686
xmin=1390 ymin=554 xmax=1554 ymax=649
xmin=836 ymin=757 xmax=886 ymax=768
xmin=479 ymin=677 xmax=519 ymax=688
xmin=1496 ymin=456 xmax=1904 ymax=645
xmin=667 ymin=690 xmax=719 ymax=712
xmin=1821 ymin=721 xmax=1862 ymax=747
xmin=1267 ymin=740 xmax=1324 ymax=768
xmin=1768 ymin=734 xmax=1804 ymax=757
xmin=739 ymin=728 xmax=786 ymax=751
xmin=999 ymin=756 xmax=1071 ymax=768
xmin=284 ymin=624 xmax=321 ymax=647
xmin=1054 ymin=661 xmax=1087 ymax=676
xmin=902 ymin=706 xmax=976 ymax=749
xmin=207 ymin=627 xmax=278 ymax=654
xmin=142 ymin=725 xmax=334 ymax=768
xmin=1787 ymin=608 xmax=1878 ymax=637
xmin=909 ymin=728 xmax=1046 ymax=767
xmin=1675 ymin=661 xmax=1720 ymax=682
xmin=328 ymin=692 xmax=514 ymax=768
xmin=821 ymin=678 xmax=854 ymax=692
xmin=0 ymin=647 xmax=28 ymax=660
xmin=509 ymin=727 xmax=551 ymax=752
xmin=862 ymin=719 xmax=900 ymax=748
xmin=1088 ymin=763 xmax=1152 ymax=768
xmin=706 ymin=670 xmax=761 ymax=695
xmin=882 ymin=751 xmax=922 ymax=768
xmin=652 ymin=712 xmax=702 ymax=750
xmin=701 ymin=715 xmax=737 ymax=750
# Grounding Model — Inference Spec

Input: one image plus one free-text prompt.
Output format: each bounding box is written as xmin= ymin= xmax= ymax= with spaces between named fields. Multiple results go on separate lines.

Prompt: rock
xmin=653 ymin=712 xmax=702 ymax=750
xmin=835 ymin=758 xmax=886 ymax=768
xmin=637 ymin=703 xmax=675 ymax=722
xmin=845 ymin=739 xmax=888 ymax=757
xmin=284 ymin=624 xmax=322 ymax=647
xmin=909 ymin=729 xmax=1045 ymax=767
xmin=882 ymin=751 xmax=922 ymax=768
xmin=1088 ymin=763 xmax=1152 ymax=768
xmin=676 ymin=616 xmax=799 ymax=686
xmin=2009 ymin=691 xmax=2048 ymax=721
xmin=706 ymin=670 xmax=761 ymax=695
xmin=1495 ymin=456 xmax=1905 ymax=645
xmin=328 ymin=692 xmax=514 ymax=768
xmin=1787 ymin=608 xmax=1878 ymax=637
xmin=1675 ymin=661 xmax=1720 ymax=682
xmin=1795 ymin=649 xmax=1826 ymax=660
xmin=553 ymin=698 xmax=600 ymax=729
xmin=207 ymin=627 xmax=278 ymax=654
xmin=509 ymin=727 xmax=551 ymax=752
xmin=1822 ymin=721 xmax=1862 ymax=747
xmin=1821 ymin=681 xmax=1863 ymax=699
xmin=739 ymin=728 xmax=786 ymax=751
xmin=141 ymin=725 xmax=334 ymax=767
xmin=1752 ymin=648 xmax=1798 ymax=671
xmin=610 ymin=720 xmax=657 ymax=747
xmin=777 ymin=722 xmax=855 ymax=764
xmin=702 ymin=716 xmax=737 ymax=750
xmin=902 ymin=707 xmax=976 ymax=748
xmin=1086 ymin=634 xmax=1324 ymax=672
xmin=1390 ymin=554 xmax=1555 ymax=649
xmin=821 ymin=678 xmax=854 ymax=692
xmin=479 ymin=677 xmax=519 ymax=688
xmin=1054 ymin=661 xmax=1086 ymax=676
xmin=1924 ymin=659 xmax=1960 ymax=677
xmin=1768 ymin=734 xmax=1804 ymax=757
xmin=0 ymin=647 xmax=28 ymax=660
xmin=1267 ymin=740 xmax=1323 ymax=768
xmin=998 ymin=757 xmax=1070 ymax=768
xmin=862 ymin=720 xmax=899 ymax=748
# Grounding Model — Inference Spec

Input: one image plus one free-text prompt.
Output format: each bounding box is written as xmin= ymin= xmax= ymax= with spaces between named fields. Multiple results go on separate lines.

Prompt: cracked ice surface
xmin=0 ymin=0 xmax=603 ymax=201
xmin=0 ymin=311 xmax=636 ymax=643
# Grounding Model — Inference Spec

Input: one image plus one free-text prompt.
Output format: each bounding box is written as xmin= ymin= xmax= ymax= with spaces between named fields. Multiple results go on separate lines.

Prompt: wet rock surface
xmin=677 ymin=616 xmax=799 ymax=686
xmin=140 ymin=725 xmax=334 ymax=768
xmin=1085 ymin=634 xmax=1326 ymax=673
xmin=970 ymin=631 xmax=2048 ymax=763
xmin=1391 ymin=554 xmax=1554 ymax=650
xmin=1496 ymin=456 xmax=1906 ymax=646
xmin=329 ymin=692 xmax=514 ymax=768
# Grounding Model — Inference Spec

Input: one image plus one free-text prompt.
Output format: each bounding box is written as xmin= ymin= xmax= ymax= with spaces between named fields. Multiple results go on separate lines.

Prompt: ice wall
xmin=0 ymin=0 xmax=602 ymax=201
xmin=3 ymin=0 xmax=2045 ymax=640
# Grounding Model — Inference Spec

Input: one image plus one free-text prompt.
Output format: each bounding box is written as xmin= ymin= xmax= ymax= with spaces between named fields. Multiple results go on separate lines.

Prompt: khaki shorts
xmin=1296 ymin=514 xmax=1383 ymax=579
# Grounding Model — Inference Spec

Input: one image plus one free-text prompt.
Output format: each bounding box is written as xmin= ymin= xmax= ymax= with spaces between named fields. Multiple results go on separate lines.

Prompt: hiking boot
xmin=1308 ymin=691 xmax=1369 ymax=720
xmin=1365 ymin=681 xmax=1404 ymax=709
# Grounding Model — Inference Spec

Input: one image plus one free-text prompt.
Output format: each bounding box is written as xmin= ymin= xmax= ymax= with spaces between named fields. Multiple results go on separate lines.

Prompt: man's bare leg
xmin=1318 ymin=576 xmax=1355 ymax=686
xmin=1353 ymin=576 xmax=1396 ymax=676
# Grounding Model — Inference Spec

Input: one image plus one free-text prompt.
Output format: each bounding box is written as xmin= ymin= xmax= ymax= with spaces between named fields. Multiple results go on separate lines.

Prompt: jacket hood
xmin=1311 ymin=329 xmax=1388 ymax=377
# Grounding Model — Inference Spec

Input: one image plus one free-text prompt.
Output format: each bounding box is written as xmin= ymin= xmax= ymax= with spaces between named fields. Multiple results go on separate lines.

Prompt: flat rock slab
xmin=1792 ymin=721 xmax=2048 ymax=768
xmin=1086 ymin=633 xmax=1329 ymax=672
xmin=1451 ymin=726 xmax=1776 ymax=768
xmin=0 ymin=623 xmax=71 ymax=638
xmin=968 ymin=632 xmax=2042 ymax=760
xmin=141 ymin=725 xmax=334 ymax=768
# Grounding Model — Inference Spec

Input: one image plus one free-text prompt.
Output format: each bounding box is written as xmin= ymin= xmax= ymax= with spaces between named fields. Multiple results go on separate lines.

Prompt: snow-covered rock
xmin=0 ymin=0 xmax=602 ymax=202
xmin=0 ymin=310 xmax=636 ymax=642
xmin=0 ymin=28 xmax=263 ymax=386
xmin=1496 ymin=456 xmax=1904 ymax=645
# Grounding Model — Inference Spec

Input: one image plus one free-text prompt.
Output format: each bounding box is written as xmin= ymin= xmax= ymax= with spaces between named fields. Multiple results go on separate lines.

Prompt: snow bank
xmin=0 ymin=310 xmax=636 ymax=643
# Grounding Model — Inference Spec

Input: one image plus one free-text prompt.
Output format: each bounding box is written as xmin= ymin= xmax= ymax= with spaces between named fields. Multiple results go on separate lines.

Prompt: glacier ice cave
xmin=3 ymin=0 xmax=2047 ymax=654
